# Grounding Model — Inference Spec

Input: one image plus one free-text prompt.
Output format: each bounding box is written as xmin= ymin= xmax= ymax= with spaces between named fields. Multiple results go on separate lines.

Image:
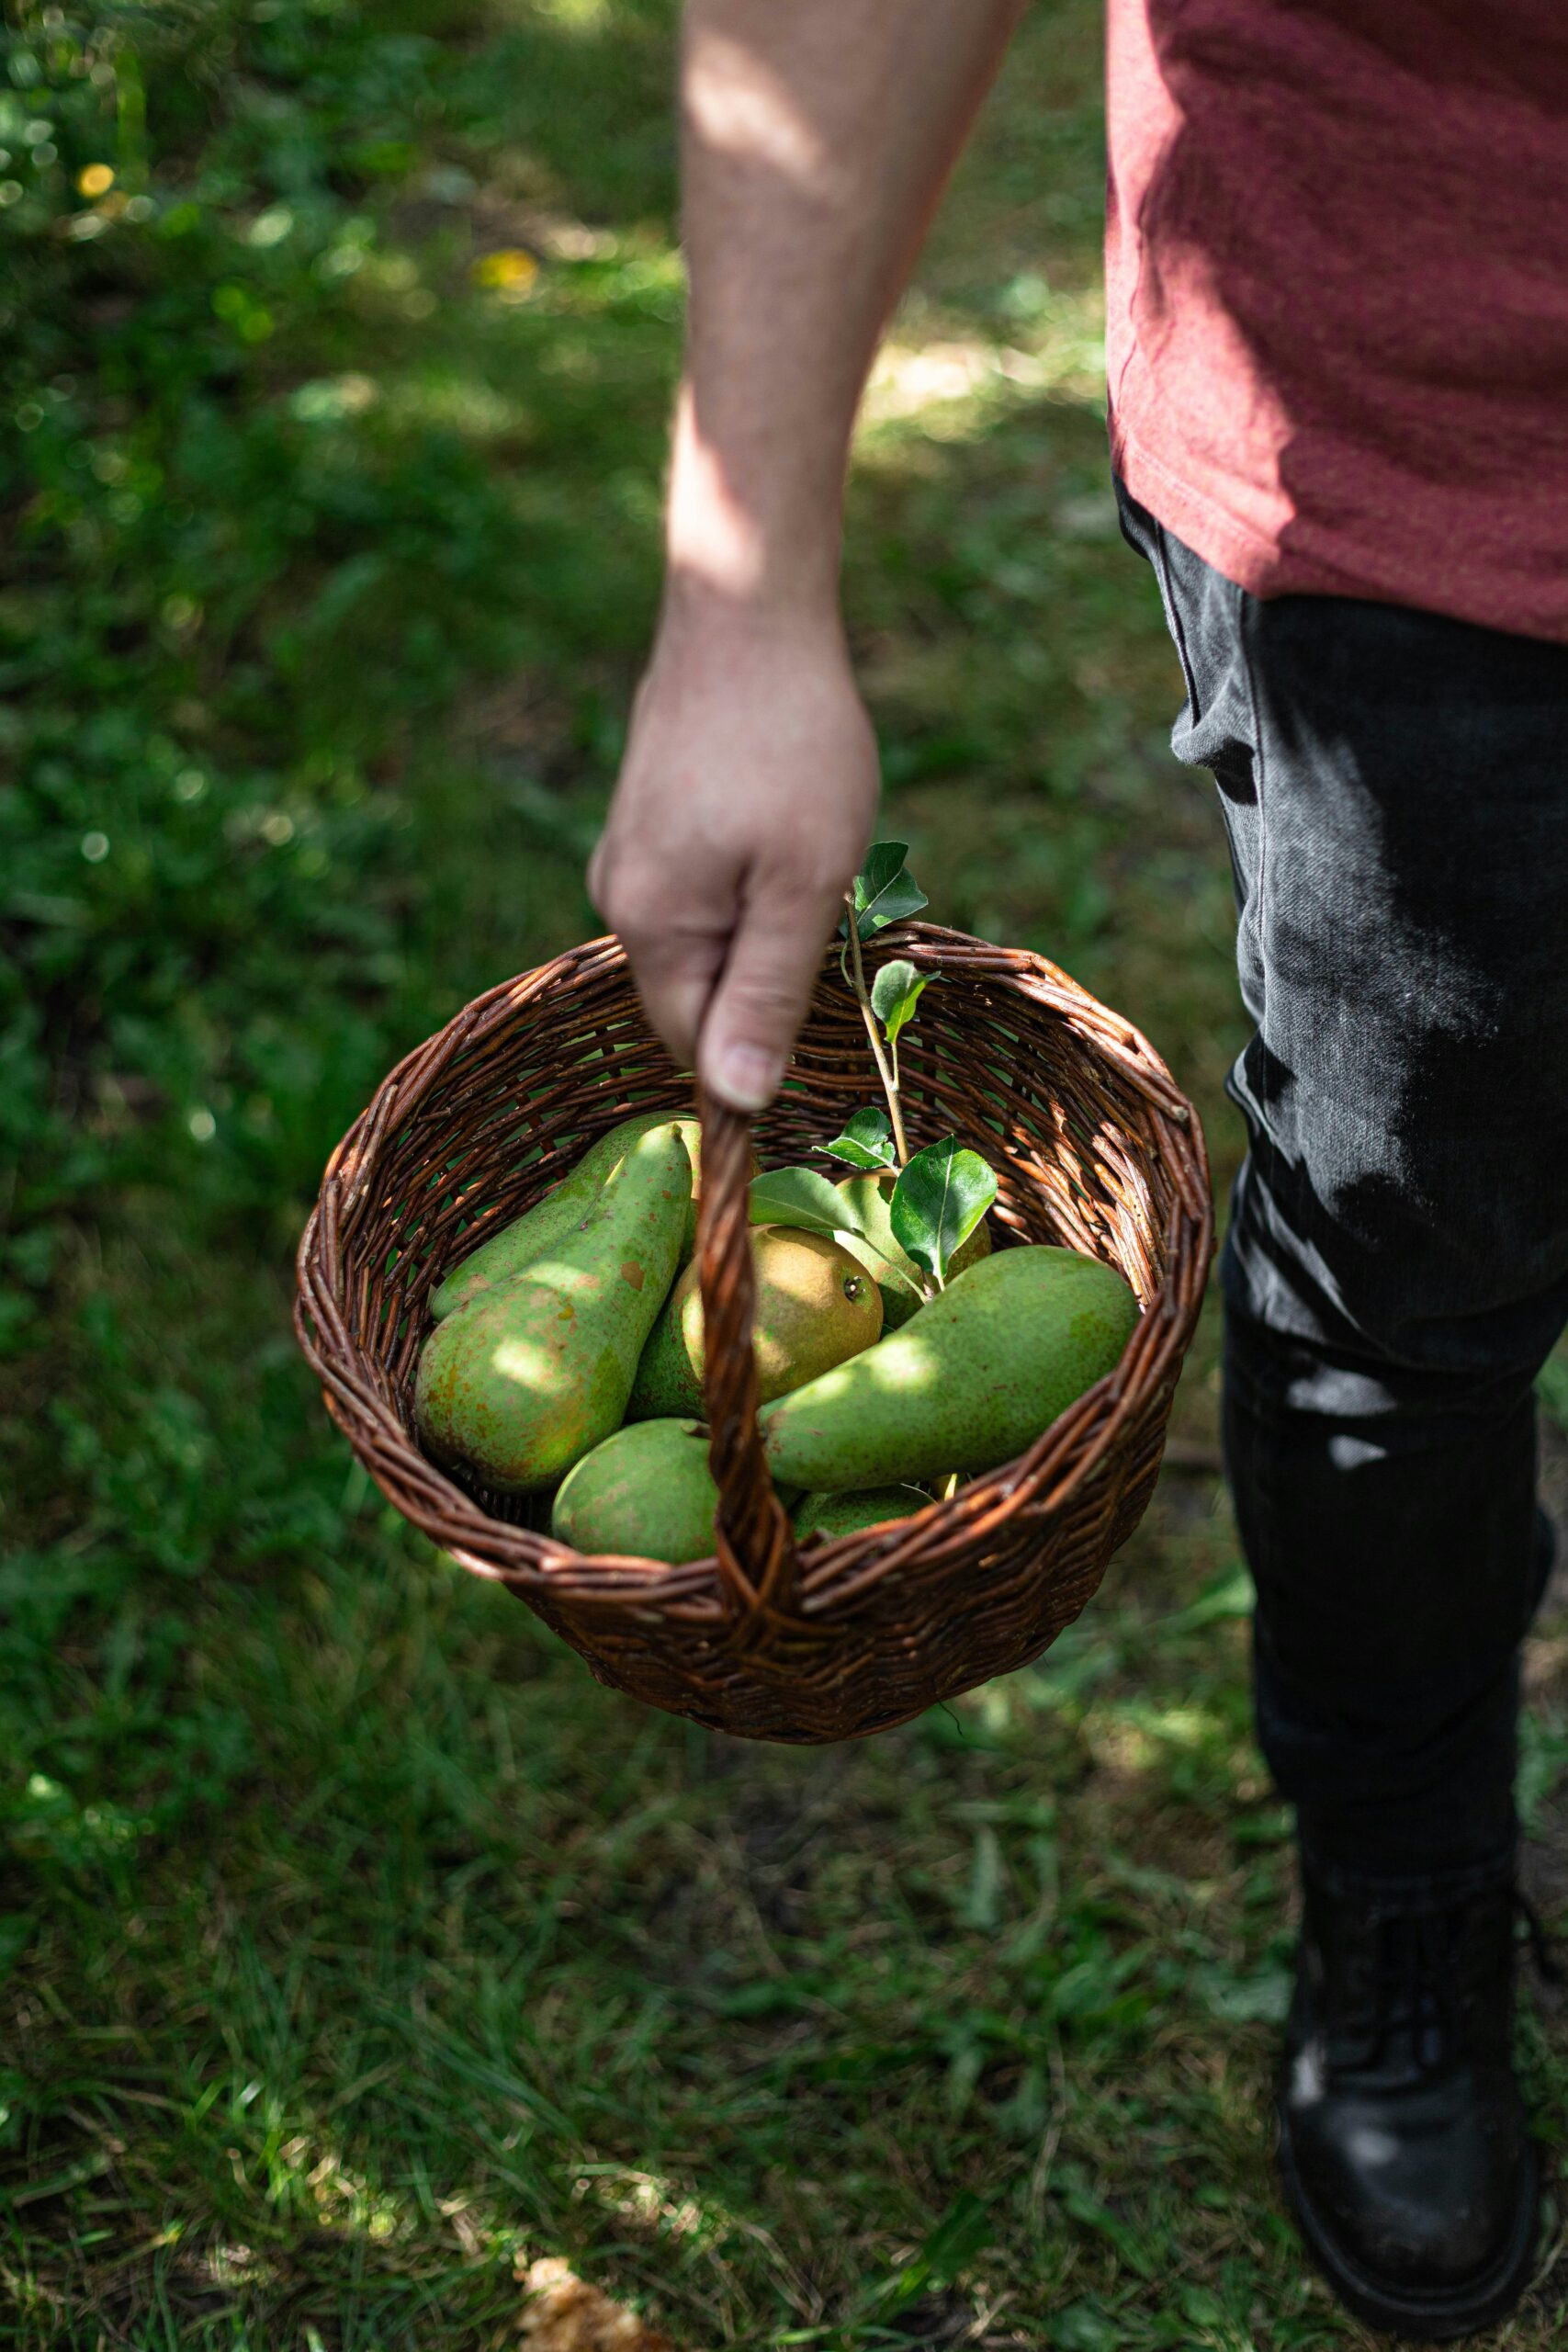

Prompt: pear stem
xmin=842 ymin=894 xmax=911 ymax=1168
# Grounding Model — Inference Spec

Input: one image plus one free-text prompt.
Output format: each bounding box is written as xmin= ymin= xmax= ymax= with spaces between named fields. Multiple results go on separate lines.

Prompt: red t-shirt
xmin=1105 ymin=1 xmax=1568 ymax=644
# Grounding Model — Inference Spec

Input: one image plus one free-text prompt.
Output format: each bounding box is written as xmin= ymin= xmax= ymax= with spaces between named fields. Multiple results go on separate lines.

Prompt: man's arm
xmin=589 ymin=0 xmax=1026 ymax=1110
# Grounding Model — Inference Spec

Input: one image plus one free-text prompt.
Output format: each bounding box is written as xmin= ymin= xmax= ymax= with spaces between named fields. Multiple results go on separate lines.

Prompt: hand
xmin=590 ymin=594 xmax=879 ymax=1111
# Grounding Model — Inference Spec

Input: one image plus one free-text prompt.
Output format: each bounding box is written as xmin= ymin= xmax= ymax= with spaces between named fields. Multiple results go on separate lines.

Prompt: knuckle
xmin=761 ymin=850 xmax=856 ymax=909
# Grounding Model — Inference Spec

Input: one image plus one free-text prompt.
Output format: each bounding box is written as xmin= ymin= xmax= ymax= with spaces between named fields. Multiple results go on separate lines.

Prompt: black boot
xmin=1276 ymin=1868 xmax=1543 ymax=2341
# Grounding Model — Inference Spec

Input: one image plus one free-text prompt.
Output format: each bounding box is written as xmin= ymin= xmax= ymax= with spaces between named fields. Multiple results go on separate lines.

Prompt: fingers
xmin=697 ymin=875 xmax=843 ymax=1112
xmin=591 ymin=843 xmax=732 ymax=1070
xmin=625 ymin=924 xmax=728 ymax=1073
xmin=586 ymin=611 xmax=879 ymax=1100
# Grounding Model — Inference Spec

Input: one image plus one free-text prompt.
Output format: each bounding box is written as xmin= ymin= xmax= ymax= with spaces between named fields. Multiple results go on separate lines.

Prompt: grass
xmin=2 ymin=1 xmax=1565 ymax=2345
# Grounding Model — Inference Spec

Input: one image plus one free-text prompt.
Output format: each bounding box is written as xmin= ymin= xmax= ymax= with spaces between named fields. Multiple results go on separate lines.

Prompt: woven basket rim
xmin=294 ymin=921 xmax=1213 ymax=1627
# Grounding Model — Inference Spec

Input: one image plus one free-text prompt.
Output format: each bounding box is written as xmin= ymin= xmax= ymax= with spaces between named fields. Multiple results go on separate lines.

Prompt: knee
xmin=1222 ymin=1145 xmax=1568 ymax=1387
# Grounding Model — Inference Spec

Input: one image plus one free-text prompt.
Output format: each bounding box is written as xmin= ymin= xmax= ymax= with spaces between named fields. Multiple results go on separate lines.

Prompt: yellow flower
xmin=470 ymin=247 xmax=539 ymax=300
xmin=76 ymin=163 xmax=115 ymax=199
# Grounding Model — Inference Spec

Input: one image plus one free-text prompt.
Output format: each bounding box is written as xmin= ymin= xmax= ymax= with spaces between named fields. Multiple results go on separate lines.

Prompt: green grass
xmin=3 ymin=2 xmax=1565 ymax=2345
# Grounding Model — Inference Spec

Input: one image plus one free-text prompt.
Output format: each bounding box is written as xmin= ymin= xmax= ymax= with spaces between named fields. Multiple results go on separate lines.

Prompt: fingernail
xmin=708 ymin=1043 xmax=782 ymax=1112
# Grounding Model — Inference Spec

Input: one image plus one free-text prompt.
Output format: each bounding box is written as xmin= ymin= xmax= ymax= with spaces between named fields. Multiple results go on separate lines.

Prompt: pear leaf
xmin=749 ymin=1166 xmax=864 ymax=1238
xmin=869 ymin=957 xmax=932 ymax=1053
xmin=889 ymin=1138 xmax=998 ymax=1284
xmin=822 ymin=1105 xmax=898 ymax=1172
xmin=843 ymin=841 xmax=929 ymax=940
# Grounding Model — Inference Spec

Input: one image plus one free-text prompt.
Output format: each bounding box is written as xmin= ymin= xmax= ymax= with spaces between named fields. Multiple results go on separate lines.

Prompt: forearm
xmin=671 ymin=0 xmax=1026 ymax=612
xmin=594 ymin=0 xmax=1021 ymax=1105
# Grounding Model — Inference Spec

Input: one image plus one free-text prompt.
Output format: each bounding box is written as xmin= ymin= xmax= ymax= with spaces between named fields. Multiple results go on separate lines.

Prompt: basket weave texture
xmin=295 ymin=922 xmax=1212 ymax=1743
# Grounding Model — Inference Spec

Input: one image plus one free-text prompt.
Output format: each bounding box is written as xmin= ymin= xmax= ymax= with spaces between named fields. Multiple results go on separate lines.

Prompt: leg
xmin=1120 ymin=480 xmax=1568 ymax=1892
xmin=1117 ymin=479 xmax=1568 ymax=2335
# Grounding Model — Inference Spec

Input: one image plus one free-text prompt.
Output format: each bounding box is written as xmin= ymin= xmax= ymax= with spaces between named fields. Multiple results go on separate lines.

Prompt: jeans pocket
xmin=1112 ymin=473 xmax=1202 ymax=726
xmin=1150 ymin=524 xmax=1204 ymax=727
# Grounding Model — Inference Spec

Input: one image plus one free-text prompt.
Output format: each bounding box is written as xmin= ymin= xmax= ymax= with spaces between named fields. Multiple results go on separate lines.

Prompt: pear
xmin=552 ymin=1417 xmax=720 ymax=1563
xmin=761 ymin=1244 xmax=1139 ymax=1490
xmin=629 ymin=1225 xmax=884 ymax=1419
xmin=415 ymin=1124 xmax=690 ymax=1492
xmin=792 ymin=1485 xmax=931 ymax=1544
xmin=835 ymin=1170 xmax=991 ymax=1329
xmin=431 ymin=1112 xmax=702 ymax=1319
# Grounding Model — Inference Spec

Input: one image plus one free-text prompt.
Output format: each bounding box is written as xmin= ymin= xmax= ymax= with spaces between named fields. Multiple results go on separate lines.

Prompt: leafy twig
xmin=842 ymin=890 xmax=911 ymax=1167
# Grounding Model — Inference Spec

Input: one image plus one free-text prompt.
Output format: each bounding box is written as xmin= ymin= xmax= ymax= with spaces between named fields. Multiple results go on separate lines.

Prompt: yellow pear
xmin=628 ymin=1225 xmax=883 ymax=1419
xmin=834 ymin=1170 xmax=991 ymax=1329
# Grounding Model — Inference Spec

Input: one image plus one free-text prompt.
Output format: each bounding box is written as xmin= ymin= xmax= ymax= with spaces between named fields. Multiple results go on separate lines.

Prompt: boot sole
xmin=1276 ymin=2112 xmax=1543 ymax=2342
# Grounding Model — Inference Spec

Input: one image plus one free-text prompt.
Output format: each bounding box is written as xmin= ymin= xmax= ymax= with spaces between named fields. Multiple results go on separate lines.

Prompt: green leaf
xmin=822 ymin=1106 xmax=897 ymax=1172
xmin=844 ymin=841 xmax=929 ymax=940
xmin=749 ymin=1166 xmax=863 ymax=1238
xmin=869 ymin=2188 xmax=994 ymax=2318
xmin=889 ymin=1138 xmax=998 ymax=1284
xmin=869 ymin=956 xmax=931 ymax=1052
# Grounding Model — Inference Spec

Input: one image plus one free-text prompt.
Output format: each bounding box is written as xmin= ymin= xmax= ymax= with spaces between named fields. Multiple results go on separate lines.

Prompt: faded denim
xmin=1117 ymin=480 xmax=1568 ymax=1897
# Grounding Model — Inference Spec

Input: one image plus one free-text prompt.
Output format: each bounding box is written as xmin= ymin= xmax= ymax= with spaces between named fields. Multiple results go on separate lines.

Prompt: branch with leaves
xmin=749 ymin=844 xmax=997 ymax=1305
xmin=839 ymin=841 xmax=930 ymax=1166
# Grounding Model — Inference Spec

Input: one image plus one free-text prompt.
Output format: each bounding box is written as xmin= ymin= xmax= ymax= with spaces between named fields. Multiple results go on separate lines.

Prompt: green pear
xmin=761 ymin=1244 xmax=1139 ymax=1491
xmin=835 ymin=1170 xmax=991 ymax=1329
xmin=415 ymin=1124 xmax=690 ymax=1492
xmin=431 ymin=1112 xmax=702 ymax=1320
xmin=552 ymin=1417 xmax=720 ymax=1563
xmin=629 ymin=1225 xmax=884 ymax=1419
xmin=792 ymin=1485 xmax=931 ymax=1544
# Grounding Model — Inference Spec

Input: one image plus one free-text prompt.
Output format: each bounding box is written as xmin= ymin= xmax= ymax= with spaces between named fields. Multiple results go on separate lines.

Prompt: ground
xmin=3 ymin=3 xmax=1565 ymax=2346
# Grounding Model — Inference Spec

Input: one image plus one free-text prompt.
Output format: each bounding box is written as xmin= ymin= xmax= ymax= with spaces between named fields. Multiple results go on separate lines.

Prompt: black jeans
xmin=1118 ymin=481 xmax=1568 ymax=1900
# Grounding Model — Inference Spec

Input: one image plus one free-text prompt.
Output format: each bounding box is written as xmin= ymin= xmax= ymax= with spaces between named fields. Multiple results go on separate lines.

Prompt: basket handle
xmin=696 ymin=1087 xmax=802 ymax=1634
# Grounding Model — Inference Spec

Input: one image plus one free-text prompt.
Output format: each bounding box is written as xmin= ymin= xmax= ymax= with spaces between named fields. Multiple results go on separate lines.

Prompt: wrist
xmin=663 ymin=381 xmax=845 ymax=619
xmin=659 ymin=565 xmax=844 ymax=651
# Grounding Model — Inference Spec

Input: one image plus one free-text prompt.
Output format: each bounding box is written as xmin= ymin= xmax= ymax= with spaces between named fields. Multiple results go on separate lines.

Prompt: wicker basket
xmin=294 ymin=922 xmax=1212 ymax=1743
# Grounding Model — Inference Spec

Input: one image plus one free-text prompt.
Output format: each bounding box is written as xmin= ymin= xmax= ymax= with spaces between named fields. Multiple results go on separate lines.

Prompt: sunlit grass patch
xmin=858 ymin=299 xmax=1106 ymax=444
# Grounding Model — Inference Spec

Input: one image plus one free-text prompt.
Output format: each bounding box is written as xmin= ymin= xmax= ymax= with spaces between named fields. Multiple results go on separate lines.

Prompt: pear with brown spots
xmin=415 ymin=1124 xmax=691 ymax=1493
xmin=431 ymin=1111 xmax=705 ymax=1320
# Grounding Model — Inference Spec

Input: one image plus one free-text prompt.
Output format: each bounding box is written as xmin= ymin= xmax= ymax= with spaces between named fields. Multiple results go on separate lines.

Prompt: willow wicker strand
xmin=694 ymin=1089 xmax=802 ymax=1643
xmin=294 ymin=922 xmax=1213 ymax=1742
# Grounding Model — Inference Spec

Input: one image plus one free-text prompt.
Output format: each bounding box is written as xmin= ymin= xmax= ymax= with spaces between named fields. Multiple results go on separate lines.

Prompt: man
xmin=589 ymin=3 xmax=1568 ymax=2335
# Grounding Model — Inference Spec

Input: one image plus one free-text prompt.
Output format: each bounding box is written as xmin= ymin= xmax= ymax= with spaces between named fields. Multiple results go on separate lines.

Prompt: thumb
xmin=697 ymin=885 xmax=840 ymax=1113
